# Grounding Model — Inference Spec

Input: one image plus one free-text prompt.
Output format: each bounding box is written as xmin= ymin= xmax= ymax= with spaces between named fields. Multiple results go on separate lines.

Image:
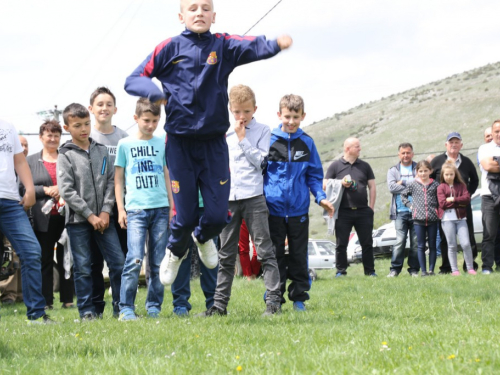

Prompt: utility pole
xmin=36 ymin=105 xmax=62 ymax=122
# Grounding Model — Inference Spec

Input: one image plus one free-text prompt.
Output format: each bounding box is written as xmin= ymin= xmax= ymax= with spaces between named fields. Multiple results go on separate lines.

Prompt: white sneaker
xmin=192 ymin=233 xmax=218 ymax=269
xmin=159 ymin=249 xmax=187 ymax=286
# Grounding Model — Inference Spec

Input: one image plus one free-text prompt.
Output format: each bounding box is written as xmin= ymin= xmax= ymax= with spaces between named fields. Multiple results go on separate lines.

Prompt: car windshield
xmin=316 ymin=242 xmax=335 ymax=256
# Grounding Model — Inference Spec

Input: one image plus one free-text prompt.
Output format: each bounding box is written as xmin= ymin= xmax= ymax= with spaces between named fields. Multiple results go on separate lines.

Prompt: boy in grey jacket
xmin=57 ymin=103 xmax=125 ymax=320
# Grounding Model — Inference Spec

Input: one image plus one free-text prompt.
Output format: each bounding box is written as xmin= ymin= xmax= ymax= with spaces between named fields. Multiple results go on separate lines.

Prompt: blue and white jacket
xmin=264 ymin=126 xmax=326 ymax=218
xmin=125 ymin=29 xmax=281 ymax=138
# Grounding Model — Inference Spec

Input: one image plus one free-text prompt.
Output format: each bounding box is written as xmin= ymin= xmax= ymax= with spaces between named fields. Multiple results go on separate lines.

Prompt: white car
xmin=308 ymin=239 xmax=336 ymax=280
xmin=347 ymin=222 xmax=410 ymax=263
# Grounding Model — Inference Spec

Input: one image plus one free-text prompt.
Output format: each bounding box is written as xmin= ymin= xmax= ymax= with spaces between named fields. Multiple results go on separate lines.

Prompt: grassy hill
xmin=306 ymin=61 xmax=500 ymax=238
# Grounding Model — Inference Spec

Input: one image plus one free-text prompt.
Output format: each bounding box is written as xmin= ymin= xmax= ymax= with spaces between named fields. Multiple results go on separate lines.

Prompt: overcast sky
xmin=2 ymin=0 xmax=500 ymax=150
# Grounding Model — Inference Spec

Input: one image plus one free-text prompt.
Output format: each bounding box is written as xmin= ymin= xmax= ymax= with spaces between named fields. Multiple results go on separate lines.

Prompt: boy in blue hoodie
xmin=264 ymin=94 xmax=333 ymax=312
xmin=124 ymin=0 xmax=292 ymax=285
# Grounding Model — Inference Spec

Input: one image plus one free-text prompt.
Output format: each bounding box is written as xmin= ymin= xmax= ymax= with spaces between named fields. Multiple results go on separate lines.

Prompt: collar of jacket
xmin=59 ymin=138 xmax=96 ymax=152
xmin=181 ymin=28 xmax=212 ymax=42
xmin=37 ymin=149 xmax=59 ymax=162
xmin=271 ymin=125 xmax=304 ymax=140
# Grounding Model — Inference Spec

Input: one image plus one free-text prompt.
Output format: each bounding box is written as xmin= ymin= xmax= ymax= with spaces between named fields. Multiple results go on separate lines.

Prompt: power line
xmin=243 ymin=0 xmax=284 ymax=35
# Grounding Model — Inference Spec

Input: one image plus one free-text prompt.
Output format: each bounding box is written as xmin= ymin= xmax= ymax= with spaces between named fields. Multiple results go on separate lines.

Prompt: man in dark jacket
xmin=430 ymin=132 xmax=479 ymax=273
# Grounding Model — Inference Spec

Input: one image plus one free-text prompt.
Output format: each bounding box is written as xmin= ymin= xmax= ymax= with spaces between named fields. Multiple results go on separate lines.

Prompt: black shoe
xmin=421 ymin=271 xmax=429 ymax=277
xmin=438 ymin=270 xmax=450 ymax=275
xmin=1 ymin=299 xmax=15 ymax=306
xmin=81 ymin=312 xmax=96 ymax=321
xmin=196 ymin=305 xmax=227 ymax=317
xmin=44 ymin=305 xmax=53 ymax=310
xmin=428 ymin=271 xmax=436 ymax=276
xmin=262 ymin=303 xmax=281 ymax=316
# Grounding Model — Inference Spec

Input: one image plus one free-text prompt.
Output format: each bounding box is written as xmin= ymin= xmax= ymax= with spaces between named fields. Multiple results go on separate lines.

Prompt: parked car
xmin=471 ymin=189 xmax=483 ymax=248
xmin=347 ymin=222 xmax=410 ymax=263
xmin=308 ymin=239 xmax=336 ymax=280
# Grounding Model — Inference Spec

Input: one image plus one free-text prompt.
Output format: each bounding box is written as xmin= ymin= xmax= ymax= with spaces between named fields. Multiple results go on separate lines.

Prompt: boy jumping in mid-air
xmin=124 ymin=0 xmax=292 ymax=284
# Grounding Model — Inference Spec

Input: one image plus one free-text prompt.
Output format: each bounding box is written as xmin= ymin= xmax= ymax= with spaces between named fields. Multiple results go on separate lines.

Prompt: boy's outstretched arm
xmin=14 ymin=152 xmax=35 ymax=210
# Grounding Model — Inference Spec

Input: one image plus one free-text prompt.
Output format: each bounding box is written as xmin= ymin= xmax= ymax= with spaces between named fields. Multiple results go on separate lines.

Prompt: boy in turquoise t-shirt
xmin=115 ymin=98 xmax=173 ymax=320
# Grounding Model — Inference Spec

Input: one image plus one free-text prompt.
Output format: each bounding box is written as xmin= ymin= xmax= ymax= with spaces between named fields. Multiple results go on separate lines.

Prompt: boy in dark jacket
xmin=57 ymin=103 xmax=125 ymax=320
xmin=124 ymin=0 xmax=293 ymax=285
xmin=264 ymin=94 xmax=333 ymax=311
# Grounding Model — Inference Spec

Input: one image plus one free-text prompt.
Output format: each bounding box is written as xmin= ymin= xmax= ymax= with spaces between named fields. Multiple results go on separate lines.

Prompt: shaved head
xmin=343 ymin=137 xmax=358 ymax=151
xmin=180 ymin=0 xmax=214 ymax=11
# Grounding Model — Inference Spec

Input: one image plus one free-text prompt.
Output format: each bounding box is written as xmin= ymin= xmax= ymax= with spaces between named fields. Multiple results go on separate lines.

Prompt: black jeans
xmin=268 ymin=214 xmax=310 ymax=304
xmin=335 ymin=207 xmax=375 ymax=275
xmin=438 ymin=204 xmax=478 ymax=273
xmin=481 ymin=195 xmax=500 ymax=271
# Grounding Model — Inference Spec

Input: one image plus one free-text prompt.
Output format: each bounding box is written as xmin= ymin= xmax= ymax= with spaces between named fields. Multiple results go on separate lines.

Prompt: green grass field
xmin=1 ymin=255 xmax=499 ymax=374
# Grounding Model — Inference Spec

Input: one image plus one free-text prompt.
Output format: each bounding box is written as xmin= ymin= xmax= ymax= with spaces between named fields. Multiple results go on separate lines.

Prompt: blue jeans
xmin=66 ymin=219 xmax=125 ymax=318
xmin=390 ymin=211 xmax=419 ymax=274
xmin=119 ymin=208 xmax=169 ymax=312
xmin=171 ymin=235 xmax=218 ymax=312
xmin=0 ymin=199 xmax=46 ymax=319
xmin=414 ymin=222 xmax=438 ymax=273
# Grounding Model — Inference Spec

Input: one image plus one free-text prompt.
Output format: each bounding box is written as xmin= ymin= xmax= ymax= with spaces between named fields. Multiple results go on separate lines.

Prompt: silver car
xmin=308 ymin=239 xmax=336 ymax=280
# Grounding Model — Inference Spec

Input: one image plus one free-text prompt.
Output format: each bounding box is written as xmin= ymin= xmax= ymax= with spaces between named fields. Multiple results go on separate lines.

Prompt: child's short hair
xmin=279 ymin=94 xmax=304 ymax=113
xmin=90 ymin=87 xmax=116 ymax=106
xmin=135 ymin=98 xmax=161 ymax=117
xmin=440 ymin=161 xmax=466 ymax=185
xmin=63 ymin=103 xmax=90 ymax=125
xmin=229 ymin=84 xmax=256 ymax=106
xmin=39 ymin=120 xmax=62 ymax=136
xmin=416 ymin=160 xmax=432 ymax=172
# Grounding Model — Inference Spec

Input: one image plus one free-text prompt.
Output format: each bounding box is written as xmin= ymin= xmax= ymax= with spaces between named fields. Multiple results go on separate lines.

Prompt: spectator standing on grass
xmin=198 ymin=85 xmax=282 ymax=317
xmin=0 ymin=119 xmax=52 ymax=323
xmin=58 ymin=104 xmax=125 ymax=320
xmin=20 ymin=121 xmax=74 ymax=310
xmin=88 ymin=87 xmax=128 ymax=318
xmin=265 ymin=94 xmax=333 ymax=312
xmin=431 ymin=132 xmax=479 ymax=273
xmin=386 ymin=143 xmax=419 ymax=277
xmin=478 ymin=120 xmax=500 ymax=274
xmin=169 ymin=190 xmax=218 ymax=317
xmin=401 ymin=160 xmax=440 ymax=276
xmin=437 ymin=161 xmax=476 ymax=276
xmin=115 ymin=98 xmax=173 ymax=321
xmin=325 ymin=137 xmax=376 ymax=277
xmin=0 ymin=135 xmax=28 ymax=306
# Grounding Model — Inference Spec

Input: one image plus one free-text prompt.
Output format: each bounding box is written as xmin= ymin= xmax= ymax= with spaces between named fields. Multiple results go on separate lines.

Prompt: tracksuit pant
xmin=165 ymin=134 xmax=231 ymax=257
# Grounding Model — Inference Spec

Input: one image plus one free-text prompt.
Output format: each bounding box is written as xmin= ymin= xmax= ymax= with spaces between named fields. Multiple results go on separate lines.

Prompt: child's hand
xmin=277 ymin=35 xmax=293 ymax=50
xmin=234 ymin=120 xmax=246 ymax=141
xmin=98 ymin=212 xmax=110 ymax=230
xmin=169 ymin=207 xmax=174 ymax=222
xmin=118 ymin=210 xmax=127 ymax=229
xmin=320 ymin=199 xmax=334 ymax=218
xmin=88 ymin=214 xmax=105 ymax=232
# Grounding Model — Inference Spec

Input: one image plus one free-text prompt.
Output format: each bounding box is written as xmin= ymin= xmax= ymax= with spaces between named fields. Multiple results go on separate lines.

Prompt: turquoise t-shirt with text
xmin=115 ymin=135 xmax=169 ymax=210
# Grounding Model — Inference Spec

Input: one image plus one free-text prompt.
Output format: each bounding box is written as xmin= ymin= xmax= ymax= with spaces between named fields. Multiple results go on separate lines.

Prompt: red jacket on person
xmin=437 ymin=182 xmax=470 ymax=220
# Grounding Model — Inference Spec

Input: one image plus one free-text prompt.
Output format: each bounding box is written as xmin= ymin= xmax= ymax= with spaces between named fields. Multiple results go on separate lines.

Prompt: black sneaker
xmin=262 ymin=303 xmax=281 ymax=317
xmin=28 ymin=314 xmax=57 ymax=325
xmin=428 ymin=271 xmax=436 ymax=276
xmin=81 ymin=312 xmax=96 ymax=321
xmin=196 ymin=305 xmax=227 ymax=317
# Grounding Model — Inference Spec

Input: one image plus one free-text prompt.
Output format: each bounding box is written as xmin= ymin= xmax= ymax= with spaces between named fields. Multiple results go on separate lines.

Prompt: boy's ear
xmin=212 ymin=12 xmax=216 ymax=24
xmin=63 ymin=124 xmax=69 ymax=132
xmin=88 ymin=105 xmax=93 ymax=113
xmin=178 ymin=12 xmax=185 ymax=24
xmin=133 ymin=114 xmax=139 ymax=122
xmin=301 ymin=112 xmax=306 ymax=120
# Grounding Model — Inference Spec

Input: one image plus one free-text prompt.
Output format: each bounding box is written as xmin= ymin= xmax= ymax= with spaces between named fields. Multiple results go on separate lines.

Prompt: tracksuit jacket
xmin=124 ymin=29 xmax=281 ymax=138
xmin=57 ymin=139 xmax=114 ymax=225
xmin=264 ymin=126 xmax=326 ymax=218
xmin=401 ymin=178 xmax=440 ymax=225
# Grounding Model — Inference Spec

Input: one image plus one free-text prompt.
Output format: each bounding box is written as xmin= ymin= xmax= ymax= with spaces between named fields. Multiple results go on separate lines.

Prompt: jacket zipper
xmin=194 ymin=38 xmax=201 ymax=135
xmin=286 ymin=132 xmax=291 ymax=223
xmin=86 ymin=146 xmax=101 ymax=214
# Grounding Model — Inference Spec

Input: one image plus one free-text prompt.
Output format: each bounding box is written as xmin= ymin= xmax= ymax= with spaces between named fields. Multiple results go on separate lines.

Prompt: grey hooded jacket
xmin=387 ymin=161 xmax=417 ymax=220
xmin=57 ymin=139 xmax=114 ymax=225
